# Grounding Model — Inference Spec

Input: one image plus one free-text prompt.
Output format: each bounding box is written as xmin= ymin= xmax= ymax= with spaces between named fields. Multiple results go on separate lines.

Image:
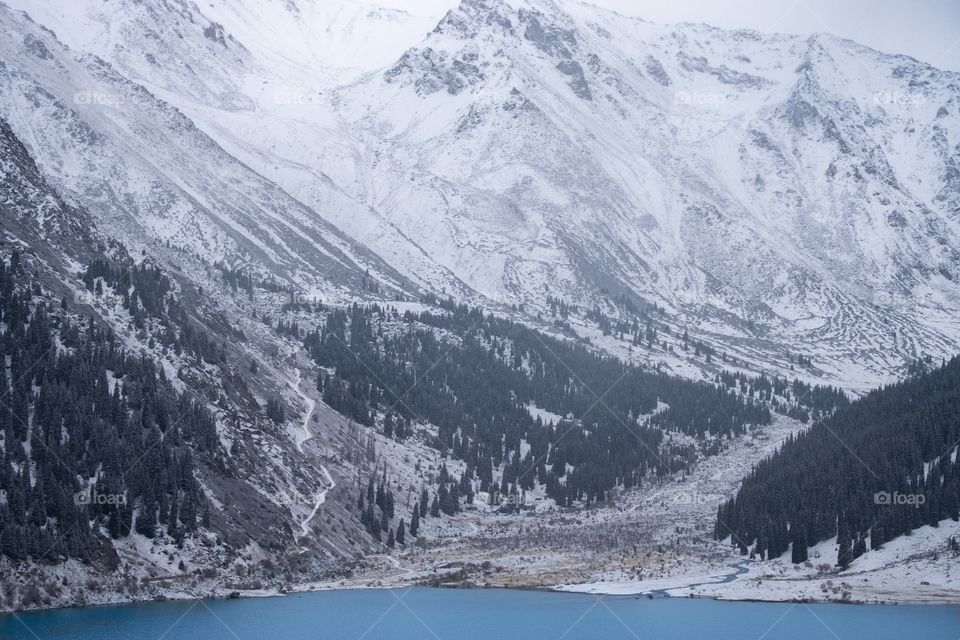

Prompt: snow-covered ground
xmin=318 ymin=411 xmax=959 ymax=605
xmin=672 ymin=521 xmax=960 ymax=604
xmin=556 ymin=519 xmax=960 ymax=604
xmin=5 ymin=0 xmax=960 ymax=388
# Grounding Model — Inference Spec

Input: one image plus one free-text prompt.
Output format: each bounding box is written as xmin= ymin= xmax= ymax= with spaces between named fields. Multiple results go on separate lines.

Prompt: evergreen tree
xmin=717 ymin=356 xmax=960 ymax=564
xmin=409 ymin=505 xmax=420 ymax=536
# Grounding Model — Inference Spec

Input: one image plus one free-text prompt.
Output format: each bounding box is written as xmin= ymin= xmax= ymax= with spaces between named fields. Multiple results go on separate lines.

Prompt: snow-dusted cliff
xmin=4 ymin=0 xmax=959 ymax=387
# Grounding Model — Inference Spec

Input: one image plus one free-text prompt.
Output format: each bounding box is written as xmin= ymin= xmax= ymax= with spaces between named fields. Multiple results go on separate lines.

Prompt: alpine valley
xmin=0 ymin=0 xmax=958 ymax=612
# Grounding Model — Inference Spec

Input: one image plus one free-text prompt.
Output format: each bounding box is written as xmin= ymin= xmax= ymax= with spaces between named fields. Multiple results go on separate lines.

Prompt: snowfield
xmin=4 ymin=0 xmax=959 ymax=387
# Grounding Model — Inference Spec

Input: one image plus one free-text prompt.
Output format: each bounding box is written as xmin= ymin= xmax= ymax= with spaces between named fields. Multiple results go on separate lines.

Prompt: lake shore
xmin=4 ymin=529 xmax=960 ymax=616
xmin=3 ymin=567 xmax=957 ymax=618
xmin=5 ymin=583 xmax=959 ymax=640
xmin=3 ymin=416 xmax=957 ymax=614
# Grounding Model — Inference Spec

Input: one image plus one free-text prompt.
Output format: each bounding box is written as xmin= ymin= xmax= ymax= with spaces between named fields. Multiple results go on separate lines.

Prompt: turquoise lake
xmin=2 ymin=588 xmax=958 ymax=639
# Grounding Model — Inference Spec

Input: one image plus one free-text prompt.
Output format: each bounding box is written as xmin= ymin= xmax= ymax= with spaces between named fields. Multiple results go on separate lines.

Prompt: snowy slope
xmin=6 ymin=0 xmax=960 ymax=387
xmin=0 ymin=115 xmax=386 ymax=605
xmin=334 ymin=0 xmax=960 ymax=383
xmin=0 ymin=2 xmax=423 ymax=306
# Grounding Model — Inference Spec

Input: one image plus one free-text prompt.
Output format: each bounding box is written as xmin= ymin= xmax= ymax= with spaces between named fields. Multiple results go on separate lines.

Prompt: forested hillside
xmin=295 ymin=300 xmax=781 ymax=512
xmin=716 ymin=357 xmax=960 ymax=566
xmin=0 ymin=115 xmax=362 ymax=590
xmin=0 ymin=252 xmax=215 ymax=562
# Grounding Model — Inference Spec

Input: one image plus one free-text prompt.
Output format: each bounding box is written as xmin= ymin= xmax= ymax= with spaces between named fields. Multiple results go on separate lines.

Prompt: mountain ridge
xmin=4 ymin=0 xmax=960 ymax=389
xmin=2 ymin=0 xmax=960 ymax=611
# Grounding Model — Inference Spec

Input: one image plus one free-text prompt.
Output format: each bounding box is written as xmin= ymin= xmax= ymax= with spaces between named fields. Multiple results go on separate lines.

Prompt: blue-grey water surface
xmin=2 ymin=587 xmax=958 ymax=639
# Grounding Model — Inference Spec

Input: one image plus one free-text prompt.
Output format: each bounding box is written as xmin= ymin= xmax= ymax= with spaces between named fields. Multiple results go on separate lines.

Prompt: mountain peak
xmin=434 ymin=0 xmax=517 ymax=38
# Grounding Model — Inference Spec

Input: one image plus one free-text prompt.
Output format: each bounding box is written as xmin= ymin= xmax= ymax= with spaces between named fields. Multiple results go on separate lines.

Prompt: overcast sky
xmin=386 ymin=0 xmax=960 ymax=71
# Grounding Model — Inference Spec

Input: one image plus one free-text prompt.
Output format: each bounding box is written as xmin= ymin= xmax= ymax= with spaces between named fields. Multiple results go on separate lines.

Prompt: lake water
xmin=2 ymin=588 xmax=958 ymax=639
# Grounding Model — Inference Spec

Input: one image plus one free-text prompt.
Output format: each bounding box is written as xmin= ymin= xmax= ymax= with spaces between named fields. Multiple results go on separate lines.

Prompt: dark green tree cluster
xmin=265 ymin=396 xmax=285 ymax=423
xmin=217 ymin=264 xmax=254 ymax=300
xmin=82 ymin=258 xmax=171 ymax=322
xmin=301 ymin=299 xmax=772 ymax=509
xmin=357 ymin=471 xmax=407 ymax=544
xmin=714 ymin=370 xmax=848 ymax=423
xmin=360 ymin=270 xmax=380 ymax=294
xmin=545 ymin=295 xmax=576 ymax=320
xmin=717 ymin=356 xmax=960 ymax=565
xmin=1 ymin=253 xmax=215 ymax=562
xmin=82 ymin=256 xmax=228 ymax=364
xmin=434 ymin=464 xmax=470 ymax=515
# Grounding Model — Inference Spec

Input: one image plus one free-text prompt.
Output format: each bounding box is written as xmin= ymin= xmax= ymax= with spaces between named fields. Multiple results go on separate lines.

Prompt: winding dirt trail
xmin=288 ymin=368 xmax=336 ymax=539
xmin=292 ymin=369 xmax=315 ymax=454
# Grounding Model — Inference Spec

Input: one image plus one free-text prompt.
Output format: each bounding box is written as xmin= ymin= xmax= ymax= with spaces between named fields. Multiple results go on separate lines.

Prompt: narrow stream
xmin=646 ymin=559 xmax=752 ymax=598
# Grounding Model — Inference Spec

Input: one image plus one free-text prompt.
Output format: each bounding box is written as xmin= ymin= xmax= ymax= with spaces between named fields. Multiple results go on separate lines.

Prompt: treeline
xmin=84 ymin=257 xmax=228 ymax=364
xmin=1 ymin=252 xmax=215 ymax=562
xmin=298 ymin=299 xmax=772 ymax=510
xmin=357 ymin=464 xmax=483 ymax=546
xmin=716 ymin=356 xmax=960 ymax=566
xmin=716 ymin=370 xmax=849 ymax=423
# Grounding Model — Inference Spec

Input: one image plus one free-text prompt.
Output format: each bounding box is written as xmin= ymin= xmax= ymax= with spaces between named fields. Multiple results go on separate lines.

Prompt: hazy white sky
xmin=381 ymin=0 xmax=960 ymax=71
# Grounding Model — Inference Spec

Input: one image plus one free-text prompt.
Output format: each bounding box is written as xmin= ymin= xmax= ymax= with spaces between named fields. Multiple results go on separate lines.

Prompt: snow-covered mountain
xmin=4 ymin=0 xmax=960 ymax=387
xmin=0 ymin=110 xmax=378 ymax=599
xmin=335 ymin=0 xmax=960 ymax=386
xmin=3 ymin=0 xmax=960 ymax=609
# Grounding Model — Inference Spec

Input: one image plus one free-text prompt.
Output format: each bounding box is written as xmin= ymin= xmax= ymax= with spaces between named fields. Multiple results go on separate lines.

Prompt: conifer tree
xmin=409 ymin=505 xmax=420 ymax=536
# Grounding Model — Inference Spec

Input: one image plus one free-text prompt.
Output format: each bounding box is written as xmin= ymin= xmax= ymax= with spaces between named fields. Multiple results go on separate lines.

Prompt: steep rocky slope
xmin=0 ymin=115 xmax=382 ymax=607
xmin=7 ymin=0 xmax=958 ymax=386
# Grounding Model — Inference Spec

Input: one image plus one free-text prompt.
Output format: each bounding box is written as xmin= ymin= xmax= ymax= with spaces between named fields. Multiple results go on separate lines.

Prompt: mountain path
xmin=288 ymin=367 xmax=336 ymax=539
